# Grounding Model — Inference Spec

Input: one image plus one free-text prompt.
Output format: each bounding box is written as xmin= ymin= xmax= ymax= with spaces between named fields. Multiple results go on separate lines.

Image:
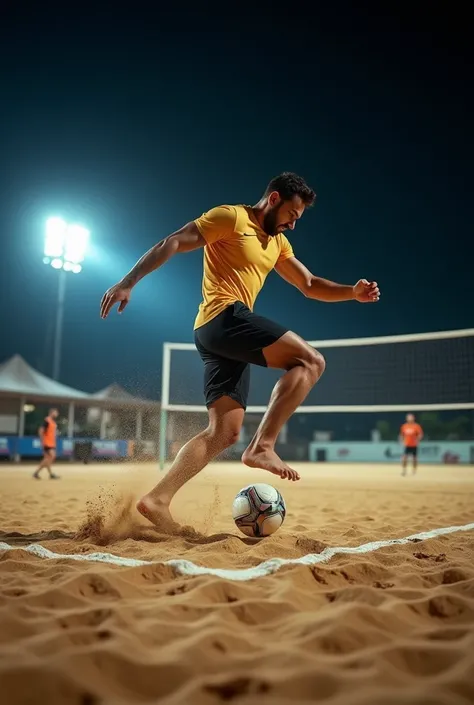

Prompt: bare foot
xmin=242 ymin=447 xmax=300 ymax=481
xmin=136 ymin=495 xmax=180 ymax=532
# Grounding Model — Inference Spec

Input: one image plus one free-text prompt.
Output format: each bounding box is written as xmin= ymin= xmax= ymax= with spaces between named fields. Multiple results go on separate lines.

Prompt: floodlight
xmin=44 ymin=217 xmax=67 ymax=258
xmin=64 ymin=224 xmax=89 ymax=264
xmin=43 ymin=217 xmax=90 ymax=380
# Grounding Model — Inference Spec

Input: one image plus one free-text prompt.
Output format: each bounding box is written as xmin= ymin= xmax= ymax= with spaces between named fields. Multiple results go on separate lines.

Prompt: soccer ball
xmin=232 ymin=483 xmax=286 ymax=538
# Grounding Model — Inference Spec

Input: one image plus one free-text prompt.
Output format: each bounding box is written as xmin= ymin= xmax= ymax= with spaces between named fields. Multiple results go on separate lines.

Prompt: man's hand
xmin=100 ymin=282 xmax=132 ymax=319
xmin=353 ymin=279 xmax=380 ymax=303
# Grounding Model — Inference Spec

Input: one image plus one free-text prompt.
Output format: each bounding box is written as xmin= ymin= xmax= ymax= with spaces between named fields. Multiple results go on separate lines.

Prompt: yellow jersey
xmin=194 ymin=205 xmax=294 ymax=329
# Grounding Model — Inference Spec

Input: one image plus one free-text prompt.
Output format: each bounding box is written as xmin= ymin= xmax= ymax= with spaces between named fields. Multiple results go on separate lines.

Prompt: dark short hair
xmin=265 ymin=172 xmax=316 ymax=206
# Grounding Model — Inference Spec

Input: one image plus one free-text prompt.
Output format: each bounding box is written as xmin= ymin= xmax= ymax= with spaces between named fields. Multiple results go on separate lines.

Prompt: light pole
xmin=43 ymin=218 xmax=90 ymax=380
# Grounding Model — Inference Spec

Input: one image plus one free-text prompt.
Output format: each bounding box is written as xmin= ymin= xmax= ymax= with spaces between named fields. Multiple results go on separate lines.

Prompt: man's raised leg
xmin=242 ymin=331 xmax=325 ymax=481
xmin=137 ymin=397 xmax=244 ymax=528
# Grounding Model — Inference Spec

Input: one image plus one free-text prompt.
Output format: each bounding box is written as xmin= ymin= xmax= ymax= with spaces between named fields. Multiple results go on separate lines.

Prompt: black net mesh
xmin=168 ymin=334 xmax=474 ymax=408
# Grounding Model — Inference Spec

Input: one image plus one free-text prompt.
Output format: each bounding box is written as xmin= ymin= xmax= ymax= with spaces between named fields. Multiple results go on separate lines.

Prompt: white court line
xmin=1 ymin=522 xmax=473 ymax=581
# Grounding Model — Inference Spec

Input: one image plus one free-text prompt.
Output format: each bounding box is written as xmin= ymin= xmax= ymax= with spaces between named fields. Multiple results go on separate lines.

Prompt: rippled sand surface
xmin=1 ymin=462 xmax=473 ymax=705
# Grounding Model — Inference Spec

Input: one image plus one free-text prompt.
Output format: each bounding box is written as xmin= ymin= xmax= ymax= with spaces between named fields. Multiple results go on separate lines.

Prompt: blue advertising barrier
xmin=0 ymin=437 xmax=16 ymax=456
xmin=61 ymin=439 xmax=128 ymax=458
xmin=90 ymin=440 xmax=128 ymax=457
xmin=309 ymin=441 xmax=474 ymax=464
xmin=0 ymin=437 xmax=129 ymax=459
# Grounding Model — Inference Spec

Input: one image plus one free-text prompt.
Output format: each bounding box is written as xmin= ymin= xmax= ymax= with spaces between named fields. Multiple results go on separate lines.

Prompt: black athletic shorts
xmin=43 ymin=446 xmax=56 ymax=453
xmin=405 ymin=446 xmax=418 ymax=457
xmin=194 ymin=301 xmax=288 ymax=410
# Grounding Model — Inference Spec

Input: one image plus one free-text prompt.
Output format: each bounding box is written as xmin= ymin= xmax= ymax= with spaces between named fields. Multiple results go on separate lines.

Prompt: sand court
xmin=0 ymin=461 xmax=473 ymax=704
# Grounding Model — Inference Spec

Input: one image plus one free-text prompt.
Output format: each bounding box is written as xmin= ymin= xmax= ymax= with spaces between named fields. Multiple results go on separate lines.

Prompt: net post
xmin=159 ymin=408 xmax=168 ymax=470
xmin=159 ymin=343 xmax=172 ymax=471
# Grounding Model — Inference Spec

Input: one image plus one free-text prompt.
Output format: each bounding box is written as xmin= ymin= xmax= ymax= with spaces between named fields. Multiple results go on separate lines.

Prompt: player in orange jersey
xmin=33 ymin=408 xmax=61 ymax=479
xmin=400 ymin=413 xmax=423 ymax=476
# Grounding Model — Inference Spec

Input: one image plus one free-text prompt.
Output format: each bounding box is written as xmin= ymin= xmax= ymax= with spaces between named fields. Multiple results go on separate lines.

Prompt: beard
xmin=262 ymin=204 xmax=286 ymax=236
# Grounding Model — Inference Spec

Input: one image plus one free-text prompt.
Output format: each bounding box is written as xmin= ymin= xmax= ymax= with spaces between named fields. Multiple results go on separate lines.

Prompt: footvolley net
xmin=159 ymin=328 xmax=474 ymax=468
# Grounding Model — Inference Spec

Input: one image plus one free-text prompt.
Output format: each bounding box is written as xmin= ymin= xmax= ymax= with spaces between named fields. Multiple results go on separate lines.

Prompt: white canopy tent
xmin=0 ymin=354 xmax=90 ymax=400
xmin=0 ymin=355 xmax=90 ymax=438
xmin=90 ymin=384 xmax=158 ymax=439
xmin=0 ymin=355 xmax=159 ymax=442
xmin=92 ymin=383 xmax=141 ymax=402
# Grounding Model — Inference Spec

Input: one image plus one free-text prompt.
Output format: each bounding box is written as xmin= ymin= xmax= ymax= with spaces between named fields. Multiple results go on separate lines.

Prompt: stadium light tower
xmin=43 ymin=218 xmax=90 ymax=380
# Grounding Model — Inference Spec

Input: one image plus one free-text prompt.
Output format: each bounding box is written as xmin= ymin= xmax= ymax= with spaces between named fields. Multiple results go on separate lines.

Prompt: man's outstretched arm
xmin=100 ymin=222 xmax=205 ymax=318
xmin=275 ymin=257 xmax=380 ymax=303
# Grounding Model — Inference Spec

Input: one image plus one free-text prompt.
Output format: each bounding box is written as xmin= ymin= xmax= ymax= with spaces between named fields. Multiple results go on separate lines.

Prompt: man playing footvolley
xmin=101 ymin=172 xmax=380 ymax=528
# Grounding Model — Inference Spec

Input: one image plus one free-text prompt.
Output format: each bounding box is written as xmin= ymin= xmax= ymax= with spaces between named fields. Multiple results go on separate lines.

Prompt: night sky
xmin=0 ymin=4 xmax=472 ymax=399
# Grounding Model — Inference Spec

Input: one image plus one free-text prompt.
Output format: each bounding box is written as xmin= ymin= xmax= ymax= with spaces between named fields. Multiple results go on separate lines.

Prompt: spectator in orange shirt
xmin=33 ymin=408 xmax=61 ymax=480
xmin=399 ymin=413 xmax=423 ymax=476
